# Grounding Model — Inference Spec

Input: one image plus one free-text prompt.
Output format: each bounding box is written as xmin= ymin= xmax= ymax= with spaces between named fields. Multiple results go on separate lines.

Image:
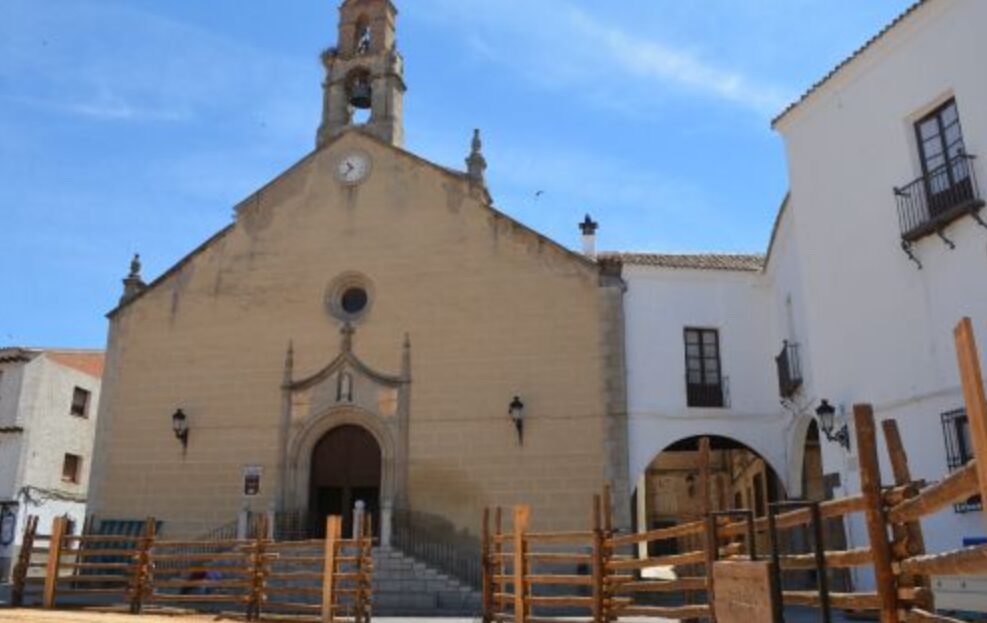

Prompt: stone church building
xmin=88 ymin=0 xmax=630 ymax=541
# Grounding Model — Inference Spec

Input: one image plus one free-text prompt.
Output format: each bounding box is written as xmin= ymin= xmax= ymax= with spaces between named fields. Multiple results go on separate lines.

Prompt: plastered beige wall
xmin=90 ymin=131 xmax=625 ymax=537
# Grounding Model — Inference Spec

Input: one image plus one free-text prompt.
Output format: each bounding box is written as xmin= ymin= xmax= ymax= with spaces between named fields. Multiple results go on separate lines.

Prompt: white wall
xmin=775 ymin=0 xmax=987 ymax=589
xmin=0 ymin=353 xmax=101 ymax=581
xmin=623 ymin=264 xmax=798 ymax=495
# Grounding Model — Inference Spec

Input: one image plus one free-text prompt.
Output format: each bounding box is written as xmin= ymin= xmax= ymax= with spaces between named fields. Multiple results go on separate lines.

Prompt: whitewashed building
xmin=0 ymin=348 xmax=104 ymax=581
xmin=610 ymin=0 xmax=987 ymax=606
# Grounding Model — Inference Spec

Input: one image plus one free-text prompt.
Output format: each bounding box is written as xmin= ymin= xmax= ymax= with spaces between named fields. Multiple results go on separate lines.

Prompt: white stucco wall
xmin=774 ymin=0 xmax=987 ymax=591
xmin=622 ymin=264 xmax=800 ymax=495
xmin=0 ymin=352 xmax=101 ymax=581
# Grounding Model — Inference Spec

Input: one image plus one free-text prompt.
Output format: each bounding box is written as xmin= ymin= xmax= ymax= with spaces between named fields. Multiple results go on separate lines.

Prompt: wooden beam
xmin=881 ymin=419 xmax=931 ymax=609
xmin=854 ymin=404 xmax=899 ymax=623
xmin=321 ymin=515 xmax=341 ymax=623
xmin=482 ymin=508 xmax=493 ymax=623
xmin=899 ymin=543 xmax=987 ymax=576
xmin=43 ymin=515 xmax=66 ymax=609
xmin=954 ymin=317 xmax=987 ymax=526
xmin=591 ymin=495 xmax=604 ymax=623
xmin=906 ymin=608 xmax=967 ymax=623
xmin=513 ymin=505 xmax=530 ymax=623
xmin=887 ymin=461 xmax=979 ymax=524
xmin=697 ymin=437 xmax=717 ymax=622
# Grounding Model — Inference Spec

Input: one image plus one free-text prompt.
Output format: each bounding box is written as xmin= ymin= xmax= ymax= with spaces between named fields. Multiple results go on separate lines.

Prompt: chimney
xmin=579 ymin=214 xmax=599 ymax=258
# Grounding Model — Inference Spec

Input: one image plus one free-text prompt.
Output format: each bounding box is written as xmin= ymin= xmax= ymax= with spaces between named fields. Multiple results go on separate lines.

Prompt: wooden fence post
xmin=482 ymin=508 xmax=493 ymax=623
xmin=513 ymin=505 xmax=530 ymax=623
xmin=129 ymin=516 xmax=156 ymax=614
xmin=494 ymin=508 xmax=503 ymax=621
xmin=11 ymin=515 xmax=38 ymax=607
xmin=246 ymin=513 xmax=268 ymax=621
xmin=882 ymin=419 xmax=931 ymax=609
xmin=321 ymin=515 xmax=342 ymax=623
xmin=854 ymin=405 xmax=899 ymax=623
xmin=43 ymin=516 xmax=67 ymax=609
xmin=699 ymin=436 xmax=717 ymax=623
xmin=954 ymin=317 xmax=987 ymax=523
xmin=360 ymin=513 xmax=372 ymax=623
xmin=591 ymin=495 xmax=605 ymax=623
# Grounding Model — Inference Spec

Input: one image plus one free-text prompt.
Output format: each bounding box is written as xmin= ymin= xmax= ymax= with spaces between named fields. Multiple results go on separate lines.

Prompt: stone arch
xmin=628 ymin=418 xmax=791 ymax=495
xmin=286 ymin=405 xmax=397 ymax=516
xmin=785 ymin=414 xmax=819 ymax=499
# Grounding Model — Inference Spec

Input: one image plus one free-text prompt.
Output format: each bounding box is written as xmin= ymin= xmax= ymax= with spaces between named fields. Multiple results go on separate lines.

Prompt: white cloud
xmin=409 ymin=0 xmax=792 ymax=117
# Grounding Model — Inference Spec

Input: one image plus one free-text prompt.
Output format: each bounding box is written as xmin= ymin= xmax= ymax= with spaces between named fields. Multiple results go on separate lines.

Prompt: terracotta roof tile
xmin=599 ymin=252 xmax=765 ymax=272
xmin=46 ymin=351 xmax=105 ymax=378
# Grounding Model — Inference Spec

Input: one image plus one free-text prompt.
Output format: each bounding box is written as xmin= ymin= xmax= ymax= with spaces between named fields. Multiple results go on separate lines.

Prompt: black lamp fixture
xmin=171 ymin=409 xmax=189 ymax=451
xmin=508 ymin=396 xmax=525 ymax=445
xmin=815 ymin=399 xmax=850 ymax=450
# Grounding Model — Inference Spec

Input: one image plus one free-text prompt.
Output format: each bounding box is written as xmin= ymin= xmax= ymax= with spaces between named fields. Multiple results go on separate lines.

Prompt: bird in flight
xmin=534 ymin=190 xmax=545 ymax=199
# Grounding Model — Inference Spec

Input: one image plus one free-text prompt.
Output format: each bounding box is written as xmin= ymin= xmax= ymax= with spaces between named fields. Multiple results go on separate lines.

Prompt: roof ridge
xmin=772 ymin=0 xmax=931 ymax=127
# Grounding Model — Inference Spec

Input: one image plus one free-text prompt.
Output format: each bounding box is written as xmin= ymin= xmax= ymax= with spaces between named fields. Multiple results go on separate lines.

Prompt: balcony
xmin=775 ymin=341 xmax=803 ymax=399
xmin=686 ymin=376 xmax=730 ymax=409
xmin=895 ymin=152 xmax=985 ymax=243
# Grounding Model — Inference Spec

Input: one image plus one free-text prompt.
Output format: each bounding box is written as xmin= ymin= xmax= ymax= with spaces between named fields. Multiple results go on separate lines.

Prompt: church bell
xmin=349 ymin=79 xmax=373 ymax=109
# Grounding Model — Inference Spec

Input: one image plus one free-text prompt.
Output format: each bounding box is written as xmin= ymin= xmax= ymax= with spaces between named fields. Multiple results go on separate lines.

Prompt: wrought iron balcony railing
xmin=895 ymin=152 xmax=985 ymax=243
xmin=686 ymin=375 xmax=730 ymax=409
xmin=775 ymin=340 xmax=803 ymax=399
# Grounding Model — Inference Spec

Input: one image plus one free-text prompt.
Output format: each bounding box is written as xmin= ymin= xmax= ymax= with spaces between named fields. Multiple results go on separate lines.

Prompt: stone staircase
xmin=371 ymin=545 xmax=482 ymax=616
xmin=264 ymin=543 xmax=481 ymax=617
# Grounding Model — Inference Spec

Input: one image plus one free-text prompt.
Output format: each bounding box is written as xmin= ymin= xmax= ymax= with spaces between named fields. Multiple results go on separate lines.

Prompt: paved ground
xmin=0 ymin=610 xmax=854 ymax=623
xmin=0 ymin=583 xmax=853 ymax=622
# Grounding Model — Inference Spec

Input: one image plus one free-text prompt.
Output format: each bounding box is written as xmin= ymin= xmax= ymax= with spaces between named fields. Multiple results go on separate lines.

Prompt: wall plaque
xmin=712 ymin=560 xmax=778 ymax=623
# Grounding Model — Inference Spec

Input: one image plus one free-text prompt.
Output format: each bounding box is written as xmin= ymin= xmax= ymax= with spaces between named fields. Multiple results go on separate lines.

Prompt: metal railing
xmin=392 ymin=508 xmax=482 ymax=589
xmin=685 ymin=375 xmax=729 ymax=408
xmin=895 ymin=152 xmax=983 ymax=240
xmin=776 ymin=340 xmax=803 ymax=399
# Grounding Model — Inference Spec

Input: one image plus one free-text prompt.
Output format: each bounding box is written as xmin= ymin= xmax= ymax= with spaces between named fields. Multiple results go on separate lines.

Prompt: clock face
xmin=336 ymin=151 xmax=371 ymax=184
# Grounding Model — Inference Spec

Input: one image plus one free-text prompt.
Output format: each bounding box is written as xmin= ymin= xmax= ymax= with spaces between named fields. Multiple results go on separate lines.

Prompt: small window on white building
xmin=942 ymin=408 xmax=981 ymax=513
xmin=70 ymin=387 xmax=90 ymax=418
xmin=62 ymin=453 xmax=82 ymax=484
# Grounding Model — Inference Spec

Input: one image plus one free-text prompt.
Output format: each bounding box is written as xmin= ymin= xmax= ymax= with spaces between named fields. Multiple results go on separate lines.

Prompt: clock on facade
xmin=336 ymin=151 xmax=371 ymax=184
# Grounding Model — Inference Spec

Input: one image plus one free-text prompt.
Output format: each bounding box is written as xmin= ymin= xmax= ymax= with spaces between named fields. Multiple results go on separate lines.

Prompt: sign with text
xmin=712 ymin=560 xmax=778 ymax=623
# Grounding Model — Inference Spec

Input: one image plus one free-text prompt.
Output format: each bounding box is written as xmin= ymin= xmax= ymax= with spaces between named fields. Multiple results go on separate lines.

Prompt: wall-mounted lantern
xmin=171 ymin=409 xmax=189 ymax=451
xmin=508 ymin=396 xmax=525 ymax=445
xmin=815 ymin=399 xmax=850 ymax=450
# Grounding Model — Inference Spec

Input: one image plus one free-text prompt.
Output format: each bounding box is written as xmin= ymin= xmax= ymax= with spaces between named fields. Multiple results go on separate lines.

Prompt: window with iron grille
xmin=70 ymin=387 xmax=90 ymax=418
xmin=941 ymin=408 xmax=982 ymax=513
xmin=684 ymin=328 xmax=724 ymax=408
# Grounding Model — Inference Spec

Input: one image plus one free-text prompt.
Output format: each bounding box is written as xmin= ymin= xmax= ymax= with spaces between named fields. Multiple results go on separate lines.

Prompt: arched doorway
xmin=631 ymin=435 xmax=787 ymax=565
xmin=309 ymin=425 xmax=381 ymax=537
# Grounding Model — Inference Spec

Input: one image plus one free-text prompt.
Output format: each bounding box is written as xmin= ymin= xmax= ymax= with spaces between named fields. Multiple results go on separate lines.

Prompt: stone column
xmin=352 ymin=500 xmax=366 ymax=540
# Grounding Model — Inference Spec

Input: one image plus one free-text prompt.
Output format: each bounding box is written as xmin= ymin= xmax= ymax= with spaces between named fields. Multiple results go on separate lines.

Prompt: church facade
xmin=88 ymin=0 xmax=630 ymax=541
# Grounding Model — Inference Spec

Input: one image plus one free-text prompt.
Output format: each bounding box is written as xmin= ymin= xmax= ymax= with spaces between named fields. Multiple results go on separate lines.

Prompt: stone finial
xmin=341 ymin=323 xmax=355 ymax=353
xmin=283 ymin=340 xmax=295 ymax=385
xmin=120 ymin=253 xmax=146 ymax=304
xmin=466 ymin=128 xmax=487 ymax=184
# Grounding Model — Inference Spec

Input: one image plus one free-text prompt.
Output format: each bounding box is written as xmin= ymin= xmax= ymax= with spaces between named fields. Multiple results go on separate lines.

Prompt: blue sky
xmin=1 ymin=0 xmax=914 ymax=348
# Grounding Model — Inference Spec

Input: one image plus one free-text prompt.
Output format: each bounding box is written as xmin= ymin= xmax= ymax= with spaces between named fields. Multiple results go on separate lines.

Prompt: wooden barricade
xmin=12 ymin=513 xmax=374 ymax=621
xmin=483 ymin=500 xmax=606 ymax=623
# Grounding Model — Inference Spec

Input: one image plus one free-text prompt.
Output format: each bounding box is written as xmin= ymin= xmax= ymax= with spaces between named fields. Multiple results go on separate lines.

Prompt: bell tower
xmin=317 ymin=0 xmax=405 ymax=148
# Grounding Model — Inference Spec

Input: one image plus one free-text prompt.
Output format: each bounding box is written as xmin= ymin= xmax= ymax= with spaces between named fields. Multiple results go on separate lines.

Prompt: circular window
xmin=326 ymin=273 xmax=374 ymax=322
xmin=341 ymin=287 xmax=368 ymax=315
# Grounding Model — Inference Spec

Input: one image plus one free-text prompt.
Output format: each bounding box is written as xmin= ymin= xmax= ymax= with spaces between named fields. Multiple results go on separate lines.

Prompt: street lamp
xmin=815 ymin=399 xmax=850 ymax=450
xmin=509 ymin=396 xmax=525 ymax=445
xmin=172 ymin=409 xmax=189 ymax=451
